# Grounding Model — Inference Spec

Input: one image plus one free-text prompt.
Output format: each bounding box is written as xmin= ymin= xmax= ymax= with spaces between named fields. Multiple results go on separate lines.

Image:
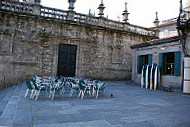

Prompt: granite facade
xmin=0 ymin=10 xmax=154 ymax=89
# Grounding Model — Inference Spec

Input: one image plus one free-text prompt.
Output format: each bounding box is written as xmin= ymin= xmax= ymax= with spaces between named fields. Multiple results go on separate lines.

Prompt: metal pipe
xmin=0 ymin=0 xmax=2 ymax=8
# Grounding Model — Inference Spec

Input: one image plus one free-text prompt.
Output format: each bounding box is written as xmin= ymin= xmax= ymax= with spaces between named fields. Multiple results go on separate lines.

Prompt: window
xmin=164 ymin=30 xmax=169 ymax=37
xmin=163 ymin=52 xmax=175 ymax=75
xmin=159 ymin=51 xmax=181 ymax=76
xmin=159 ymin=32 xmax=164 ymax=38
xmin=137 ymin=54 xmax=152 ymax=74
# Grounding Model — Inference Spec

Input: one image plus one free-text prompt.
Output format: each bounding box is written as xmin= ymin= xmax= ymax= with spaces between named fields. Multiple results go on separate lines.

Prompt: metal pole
xmin=0 ymin=0 xmax=2 ymax=8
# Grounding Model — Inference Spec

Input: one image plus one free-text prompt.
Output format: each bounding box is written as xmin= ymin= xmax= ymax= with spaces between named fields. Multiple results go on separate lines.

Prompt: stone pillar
xmin=67 ymin=0 xmax=76 ymax=20
xmin=98 ymin=0 xmax=105 ymax=17
xmin=153 ymin=12 xmax=160 ymax=27
xmin=67 ymin=10 xmax=75 ymax=20
xmin=33 ymin=0 xmax=41 ymax=15
xmin=34 ymin=0 xmax=41 ymax=4
xmin=68 ymin=0 xmax=76 ymax=10
xmin=183 ymin=57 xmax=190 ymax=93
xmin=28 ymin=0 xmax=35 ymax=4
xmin=122 ymin=2 xmax=129 ymax=24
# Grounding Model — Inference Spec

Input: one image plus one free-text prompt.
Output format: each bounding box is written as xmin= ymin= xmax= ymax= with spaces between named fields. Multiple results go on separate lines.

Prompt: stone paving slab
xmin=0 ymin=81 xmax=190 ymax=127
xmin=34 ymin=120 xmax=112 ymax=127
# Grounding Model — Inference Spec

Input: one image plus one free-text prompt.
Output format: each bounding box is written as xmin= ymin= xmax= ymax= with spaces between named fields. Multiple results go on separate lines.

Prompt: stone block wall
xmin=0 ymin=11 xmax=152 ymax=89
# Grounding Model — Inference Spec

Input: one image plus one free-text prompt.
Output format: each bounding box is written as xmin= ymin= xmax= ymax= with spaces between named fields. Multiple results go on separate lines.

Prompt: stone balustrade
xmin=0 ymin=0 xmax=156 ymax=37
xmin=1 ymin=0 xmax=33 ymax=14
xmin=40 ymin=6 xmax=68 ymax=20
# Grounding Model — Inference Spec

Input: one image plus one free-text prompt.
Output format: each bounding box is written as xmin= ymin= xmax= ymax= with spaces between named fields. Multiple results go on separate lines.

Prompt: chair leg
xmin=96 ymin=90 xmax=99 ymax=99
xmin=84 ymin=88 xmax=86 ymax=95
xmin=87 ymin=90 xmax=89 ymax=95
xmin=35 ymin=90 xmax=40 ymax=101
xmin=70 ymin=89 xmax=74 ymax=97
xmin=92 ymin=88 xmax=95 ymax=96
xmin=32 ymin=90 xmax=37 ymax=99
xmin=45 ymin=89 xmax=48 ymax=96
xmin=49 ymin=90 xmax=52 ymax=98
xmin=89 ymin=90 xmax=91 ymax=95
xmin=30 ymin=89 xmax=34 ymax=99
xmin=60 ymin=87 xmax=65 ymax=94
xmin=78 ymin=90 xmax=82 ymax=98
xmin=81 ymin=91 xmax=84 ymax=99
xmin=51 ymin=89 xmax=55 ymax=100
xmin=86 ymin=90 xmax=90 ymax=95
xmin=24 ymin=89 xmax=29 ymax=97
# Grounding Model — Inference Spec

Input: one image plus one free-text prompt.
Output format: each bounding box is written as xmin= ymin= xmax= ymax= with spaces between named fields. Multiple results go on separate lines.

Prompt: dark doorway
xmin=57 ymin=44 xmax=77 ymax=77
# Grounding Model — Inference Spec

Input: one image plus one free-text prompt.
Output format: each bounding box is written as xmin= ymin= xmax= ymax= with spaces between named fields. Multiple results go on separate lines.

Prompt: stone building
xmin=0 ymin=0 xmax=156 ymax=89
xmin=152 ymin=12 xmax=178 ymax=38
xmin=131 ymin=17 xmax=183 ymax=89
xmin=131 ymin=36 xmax=183 ymax=89
xmin=155 ymin=18 xmax=178 ymax=38
xmin=131 ymin=1 xmax=190 ymax=90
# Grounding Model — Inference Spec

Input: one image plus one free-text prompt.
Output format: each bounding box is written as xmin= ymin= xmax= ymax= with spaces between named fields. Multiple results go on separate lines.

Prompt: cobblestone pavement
xmin=0 ymin=81 xmax=190 ymax=127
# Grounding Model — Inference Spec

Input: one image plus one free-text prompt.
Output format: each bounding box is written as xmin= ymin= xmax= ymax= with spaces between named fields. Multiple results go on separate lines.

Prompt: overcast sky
xmin=41 ymin=0 xmax=180 ymax=28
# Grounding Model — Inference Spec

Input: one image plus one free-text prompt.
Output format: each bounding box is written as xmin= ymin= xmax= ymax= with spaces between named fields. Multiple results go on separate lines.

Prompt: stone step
xmin=0 ymin=83 xmax=22 ymax=126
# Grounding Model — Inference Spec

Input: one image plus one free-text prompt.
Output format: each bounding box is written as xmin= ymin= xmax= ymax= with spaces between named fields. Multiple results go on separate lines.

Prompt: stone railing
xmin=74 ymin=12 xmax=155 ymax=36
xmin=0 ymin=0 xmax=156 ymax=37
xmin=41 ymin=6 xmax=68 ymax=20
xmin=1 ymin=0 xmax=33 ymax=14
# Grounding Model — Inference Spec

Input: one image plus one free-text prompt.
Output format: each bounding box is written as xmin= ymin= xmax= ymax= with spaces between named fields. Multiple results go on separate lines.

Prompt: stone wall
xmin=158 ymin=24 xmax=178 ymax=38
xmin=0 ymin=11 xmax=153 ymax=89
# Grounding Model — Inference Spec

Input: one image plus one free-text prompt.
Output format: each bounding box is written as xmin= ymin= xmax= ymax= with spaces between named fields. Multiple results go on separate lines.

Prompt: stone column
xmin=122 ymin=2 xmax=129 ymax=24
xmin=28 ymin=0 xmax=35 ymax=4
xmin=183 ymin=32 xmax=190 ymax=93
xmin=153 ymin=12 xmax=160 ymax=27
xmin=67 ymin=0 xmax=76 ymax=20
xmin=67 ymin=10 xmax=75 ymax=20
xmin=183 ymin=57 xmax=190 ymax=93
xmin=33 ymin=0 xmax=41 ymax=15
xmin=98 ymin=0 xmax=105 ymax=17
xmin=34 ymin=0 xmax=41 ymax=4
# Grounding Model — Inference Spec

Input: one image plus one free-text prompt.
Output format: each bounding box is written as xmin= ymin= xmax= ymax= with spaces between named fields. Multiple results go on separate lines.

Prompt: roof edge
xmin=131 ymin=36 xmax=180 ymax=49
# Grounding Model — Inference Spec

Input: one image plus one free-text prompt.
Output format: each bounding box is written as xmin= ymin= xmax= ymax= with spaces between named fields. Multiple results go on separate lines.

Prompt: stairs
xmin=0 ymin=82 xmax=23 ymax=126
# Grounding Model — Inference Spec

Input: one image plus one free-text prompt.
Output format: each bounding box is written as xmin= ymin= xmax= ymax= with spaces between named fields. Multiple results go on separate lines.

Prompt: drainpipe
xmin=0 ymin=0 xmax=2 ymax=8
